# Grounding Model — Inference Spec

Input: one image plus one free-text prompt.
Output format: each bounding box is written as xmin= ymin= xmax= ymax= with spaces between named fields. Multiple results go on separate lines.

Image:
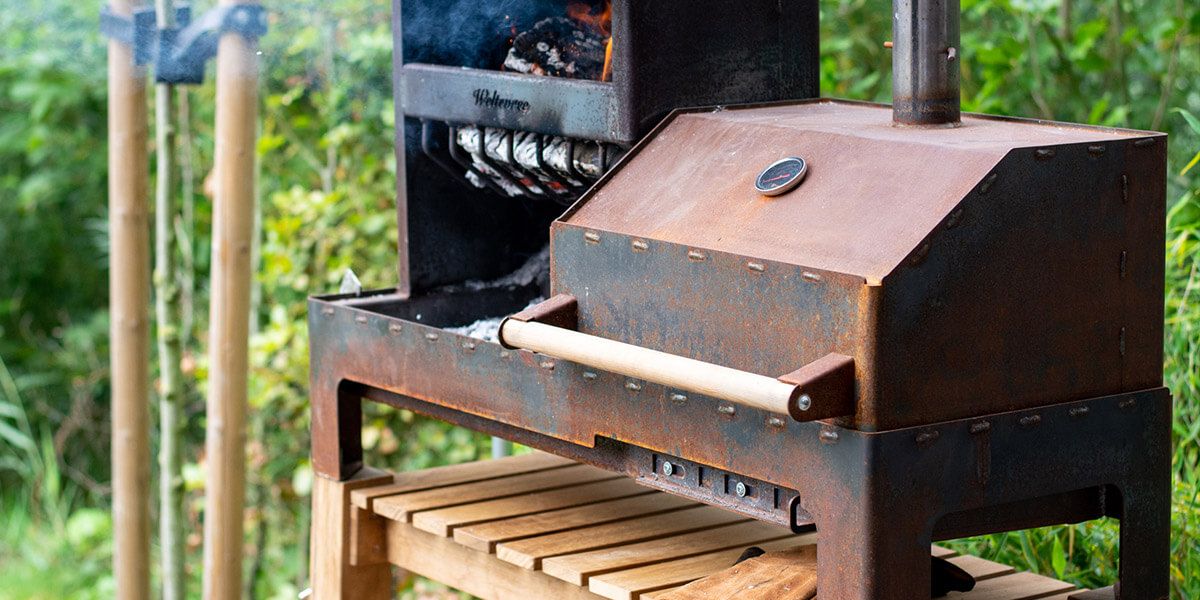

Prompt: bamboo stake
xmin=108 ymin=0 xmax=150 ymax=597
xmin=153 ymin=1 xmax=186 ymax=599
xmin=202 ymin=2 xmax=259 ymax=598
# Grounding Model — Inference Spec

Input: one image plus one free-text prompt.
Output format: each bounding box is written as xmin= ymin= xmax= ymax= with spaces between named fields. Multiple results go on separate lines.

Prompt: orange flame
xmin=567 ymin=1 xmax=613 ymax=81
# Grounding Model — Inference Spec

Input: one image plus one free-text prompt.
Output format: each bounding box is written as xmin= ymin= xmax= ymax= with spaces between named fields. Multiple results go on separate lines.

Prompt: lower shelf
xmin=342 ymin=452 xmax=1099 ymax=600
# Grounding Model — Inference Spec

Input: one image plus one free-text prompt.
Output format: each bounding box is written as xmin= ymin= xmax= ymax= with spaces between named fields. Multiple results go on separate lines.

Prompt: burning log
xmin=503 ymin=16 xmax=608 ymax=80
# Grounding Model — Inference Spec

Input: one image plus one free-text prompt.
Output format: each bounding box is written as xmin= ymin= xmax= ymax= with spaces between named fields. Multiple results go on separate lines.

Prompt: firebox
xmin=391 ymin=0 xmax=820 ymax=295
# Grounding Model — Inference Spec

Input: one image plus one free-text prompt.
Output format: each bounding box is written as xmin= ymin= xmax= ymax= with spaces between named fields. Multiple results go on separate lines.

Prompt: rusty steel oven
xmin=310 ymin=1 xmax=1171 ymax=599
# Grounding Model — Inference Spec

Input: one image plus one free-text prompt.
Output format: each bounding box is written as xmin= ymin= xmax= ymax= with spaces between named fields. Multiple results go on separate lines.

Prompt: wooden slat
xmin=413 ymin=477 xmax=652 ymax=536
xmin=350 ymin=452 xmax=575 ymax=511
xmin=1061 ymin=588 xmax=1110 ymax=600
xmin=455 ymin=493 xmax=697 ymax=553
xmin=957 ymin=571 xmax=1075 ymax=600
xmin=372 ymin=464 xmax=618 ymax=523
xmin=384 ymin=516 xmax=608 ymax=600
xmin=933 ymin=545 xmax=959 ymax=558
xmin=641 ymin=586 xmax=685 ymax=600
xmin=542 ymin=521 xmax=813 ymax=586
xmin=586 ymin=538 xmax=814 ymax=600
xmin=499 ymin=505 xmax=749 ymax=570
xmin=949 ymin=554 xmax=1017 ymax=581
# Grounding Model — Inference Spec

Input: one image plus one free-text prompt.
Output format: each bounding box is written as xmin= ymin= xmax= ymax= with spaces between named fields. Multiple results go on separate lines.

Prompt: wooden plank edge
xmin=383 ymin=515 xmax=609 ymax=600
xmin=350 ymin=453 xmax=578 ymax=511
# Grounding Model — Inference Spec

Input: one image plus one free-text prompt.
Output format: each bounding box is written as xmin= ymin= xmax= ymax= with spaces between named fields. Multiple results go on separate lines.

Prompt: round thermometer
xmin=754 ymin=157 xmax=808 ymax=196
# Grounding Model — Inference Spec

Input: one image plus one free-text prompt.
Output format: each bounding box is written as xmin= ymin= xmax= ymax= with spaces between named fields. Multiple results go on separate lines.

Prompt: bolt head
xmin=797 ymin=394 xmax=812 ymax=411
xmin=735 ymin=481 xmax=747 ymax=497
xmin=662 ymin=461 xmax=674 ymax=476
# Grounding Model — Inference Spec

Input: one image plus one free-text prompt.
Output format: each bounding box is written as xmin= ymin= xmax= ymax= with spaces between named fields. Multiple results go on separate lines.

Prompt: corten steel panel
xmin=563 ymin=101 xmax=1158 ymax=282
xmin=871 ymin=139 xmax=1166 ymax=429
xmin=558 ymin=100 xmax=1165 ymax=430
xmin=548 ymin=227 xmax=864 ymax=379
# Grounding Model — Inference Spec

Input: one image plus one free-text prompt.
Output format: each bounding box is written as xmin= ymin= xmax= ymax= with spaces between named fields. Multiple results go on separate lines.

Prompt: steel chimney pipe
xmin=892 ymin=0 xmax=961 ymax=126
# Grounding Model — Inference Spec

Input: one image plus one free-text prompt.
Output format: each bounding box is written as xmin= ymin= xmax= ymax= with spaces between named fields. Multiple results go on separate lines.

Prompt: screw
xmin=735 ymin=482 xmax=747 ymax=497
xmin=767 ymin=416 xmax=786 ymax=428
xmin=796 ymin=394 xmax=812 ymax=411
xmin=582 ymin=371 xmax=597 ymax=381
xmin=662 ymin=461 xmax=674 ymax=476
xmin=1019 ymin=415 xmax=1042 ymax=428
xmin=718 ymin=405 xmax=736 ymax=416
xmin=670 ymin=393 xmax=688 ymax=404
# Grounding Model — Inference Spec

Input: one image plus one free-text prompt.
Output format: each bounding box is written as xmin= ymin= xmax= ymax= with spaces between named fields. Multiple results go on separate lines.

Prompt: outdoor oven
xmin=390 ymin=0 xmax=819 ymax=294
xmin=309 ymin=1 xmax=1172 ymax=598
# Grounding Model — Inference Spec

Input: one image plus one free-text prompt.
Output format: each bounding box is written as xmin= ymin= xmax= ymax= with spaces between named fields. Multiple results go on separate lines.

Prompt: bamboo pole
xmin=108 ymin=0 xmax=150 ymax=597
xmin=202 ymin=2 xmax=259 ymax=598
xmin=153 ymin=1 xmax=186 ymax=599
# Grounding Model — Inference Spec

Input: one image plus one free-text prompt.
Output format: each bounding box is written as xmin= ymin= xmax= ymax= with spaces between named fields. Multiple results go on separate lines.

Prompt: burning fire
xmin=567 ymin=1 xmax=612 ymax=81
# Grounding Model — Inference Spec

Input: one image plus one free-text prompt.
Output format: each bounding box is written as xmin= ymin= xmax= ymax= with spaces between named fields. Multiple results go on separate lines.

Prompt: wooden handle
xmin=499 ymin=318 xmax=799 ymax=416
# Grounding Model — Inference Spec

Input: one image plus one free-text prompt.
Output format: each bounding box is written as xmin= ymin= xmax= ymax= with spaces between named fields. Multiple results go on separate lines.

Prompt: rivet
xmin=1069 ymin=406 xmax=1091 ymax=419
xmin=802 ymin=271 xmax=822 ymax=282
xmin=1019 ymin=414 xmax=1042 ymax=428
xmin=670 ymin=393 xmax=688 ymax=404
xmin=1087 ymin=144 xmax=1107 ymax=156
xmin=767 ymin=416 xmax=786 ymax=428
xmin=717 ymin=404 xmax=736 ymax=416
xmin=909 ymin=243 xmax=930 ymax=266
xmin=1120 ymin=251 xmax=1127 ymax=279
xmin=1121 ymin=175 xmax=1129 ymax=203
xmin=1035 ymin=148 xmax=1056 ymax=161
xmin=662 ymin=461 xmax=674 ymax=476
xmin=582 ymin=371 xmax=598 ymax=381
xmin=819 ymin=429 xmax=839 ymax=443
xmin=979 ymin=172 xmax=999 ymax=195
xmin=915 ymin=430 xmax=939 ymax=445
xmin=796 ymin=394 xmax=812 ymax=412
xmin=747 ymin=262 xmax=765 ymax=272
xmin=321 ymin=307 xmax=335 ymax=316
xmin=388 ymin=323 xmax=403 ymax=334
xmin=735 ymin=481 xmax=747 ymax=497
xmin=626 ymin=381 xmax=642 ymax=392
xmin=969 ymin=421 xmax=991 ymax=434
xmin=945 ymin=207 xmax=964 ymax=229
xmin=687 ymin=249 xmax=706 ymax=261
xmin=355 ymin=315 xmax=368 ymax=325
xmin=462 ymin=341 xmax=476 ymax=351
xmin=584 ymin=231 xmax=601 ymax=243
xmin=1133 ymin=138 xmax=1156 ymax=148
xmin=1118 ymin=398 xmax=1137 ymax=411
xmin=540 ymin=360 xmax=555 ymax=370
xmin=632 ymin=239 xmax=648 ymax=251
xmin=1120 ymin=327 xmax=1126 ymax=357
xmin=424 ymin=332 xmax=439 ymax=342
xmin=499 ymin=350 xmax=510 ymax=359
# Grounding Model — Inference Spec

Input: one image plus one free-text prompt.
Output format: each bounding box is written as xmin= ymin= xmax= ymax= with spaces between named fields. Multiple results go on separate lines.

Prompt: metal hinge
xmin=99 ymin=3 xmax=268 ymax=84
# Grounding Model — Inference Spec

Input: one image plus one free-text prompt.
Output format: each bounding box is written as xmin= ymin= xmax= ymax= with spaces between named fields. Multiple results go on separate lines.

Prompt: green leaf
xmin=1177 ymin=109 xmax=1200 ymax=136
xmin=1051 ymin=535 xmax=1067 ymax=579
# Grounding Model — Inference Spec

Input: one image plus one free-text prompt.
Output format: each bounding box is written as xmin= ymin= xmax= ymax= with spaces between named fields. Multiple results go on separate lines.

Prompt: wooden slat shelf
xmin=338 ymin=453 xmax=1098 ymax=600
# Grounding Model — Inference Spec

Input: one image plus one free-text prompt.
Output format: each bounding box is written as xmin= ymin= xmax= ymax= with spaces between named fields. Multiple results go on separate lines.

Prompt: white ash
xmin=456 ymin=127 xmax=621 ymax=197
xmin=445 ymin=296 xmax=546 ymax=343
xmin=438 ymin=245 xmax=549 ymax=293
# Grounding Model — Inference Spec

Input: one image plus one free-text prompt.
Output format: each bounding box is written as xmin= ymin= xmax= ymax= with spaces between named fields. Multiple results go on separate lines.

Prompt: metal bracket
xmin=99 ymin=4 xmax=267 ymax=84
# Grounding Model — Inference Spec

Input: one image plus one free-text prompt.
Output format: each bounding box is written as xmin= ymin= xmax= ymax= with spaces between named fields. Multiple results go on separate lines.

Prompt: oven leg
xmin=311 ymin=377 xmax=366 ymax=480
xmin=310 ymin=467 xmax=394 ymax=600
xmin=1113 ymin=478 xmax=1170 ymax=600
xmin=814 ymin=501 xmax=935 ymax=599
